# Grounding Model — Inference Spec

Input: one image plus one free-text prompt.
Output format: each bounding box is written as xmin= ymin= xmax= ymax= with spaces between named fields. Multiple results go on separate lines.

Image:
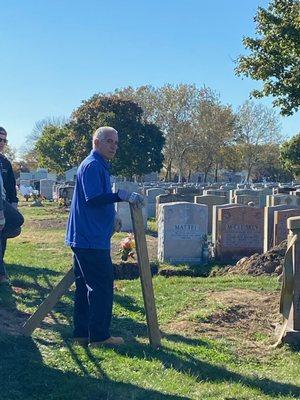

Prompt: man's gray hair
xmin=93 ymin=126 xmax=118 ymax=142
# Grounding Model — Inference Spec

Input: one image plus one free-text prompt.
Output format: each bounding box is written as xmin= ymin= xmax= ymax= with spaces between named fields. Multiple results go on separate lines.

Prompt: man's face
xmin=0 ymin=131 xmax=7 ymax=153
xmin=95 ymin=131 xmax=119 ymax=160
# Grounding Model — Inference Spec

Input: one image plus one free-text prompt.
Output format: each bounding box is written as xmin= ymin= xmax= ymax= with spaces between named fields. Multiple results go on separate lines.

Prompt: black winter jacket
xmin=0 ymin=154 xmax=18 ymax=204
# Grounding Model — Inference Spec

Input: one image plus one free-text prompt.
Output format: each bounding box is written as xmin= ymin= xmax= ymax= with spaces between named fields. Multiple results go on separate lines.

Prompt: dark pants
xmin=0 ymin=201 xmax=24 ymax=276
xmin=71 ymin=247 xmax=114 ymax=342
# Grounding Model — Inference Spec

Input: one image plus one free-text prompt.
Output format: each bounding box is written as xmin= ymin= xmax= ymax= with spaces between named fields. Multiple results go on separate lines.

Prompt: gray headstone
xmin=194 ymin=195 xmax=227 ymax=235
xmin=146 ymin=188 xmax=166 ymax=218
xmin=158 ymin=202 xmax=208 ymax=265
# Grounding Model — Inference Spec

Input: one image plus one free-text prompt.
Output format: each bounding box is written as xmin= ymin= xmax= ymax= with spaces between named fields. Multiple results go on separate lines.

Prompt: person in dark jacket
xmin=0 ymin=127 xmax=24 ymax=283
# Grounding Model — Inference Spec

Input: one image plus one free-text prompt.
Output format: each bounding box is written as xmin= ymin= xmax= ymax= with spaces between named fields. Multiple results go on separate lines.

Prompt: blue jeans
xmin=0 ymin=201 xmax=24 ymax=276
xmin=71 ymin=247 xmax=114 ymax=342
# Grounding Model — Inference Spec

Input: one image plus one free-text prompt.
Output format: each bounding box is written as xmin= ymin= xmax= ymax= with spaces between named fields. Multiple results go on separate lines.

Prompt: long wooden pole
xmin=22 ymin=268 xmax=75 ymax=336
xmin=130 ymin=204 xmax=161 ymax=348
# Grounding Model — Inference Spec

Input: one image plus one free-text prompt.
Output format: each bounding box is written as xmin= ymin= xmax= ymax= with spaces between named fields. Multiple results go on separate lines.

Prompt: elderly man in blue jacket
xmin=66 ymin=126 xmax=144 ymax=347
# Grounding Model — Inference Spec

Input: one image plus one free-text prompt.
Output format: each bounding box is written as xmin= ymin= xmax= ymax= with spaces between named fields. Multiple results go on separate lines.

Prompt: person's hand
xmin=11 ymin=202 xmax=18 ymax=210
xmin=113 ymin=214 xmax=122 ymax=233
xmin=117 ymin=190 xmax=145 ymax=208
xmin=0 ymin=210 xmax=5 ymax=231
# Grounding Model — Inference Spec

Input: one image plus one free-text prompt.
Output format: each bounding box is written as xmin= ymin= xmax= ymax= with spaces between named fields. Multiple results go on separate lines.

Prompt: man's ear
xmin=94 ymin=138 xmax=99 ymax=147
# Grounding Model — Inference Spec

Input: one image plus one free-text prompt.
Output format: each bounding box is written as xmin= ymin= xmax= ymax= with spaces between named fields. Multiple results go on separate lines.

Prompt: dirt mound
xmin=213 ymin=241 xmax=287 ymax=277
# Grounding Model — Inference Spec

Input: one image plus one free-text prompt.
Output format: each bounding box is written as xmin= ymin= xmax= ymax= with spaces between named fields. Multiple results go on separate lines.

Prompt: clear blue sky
xmin=0 ymin=0 xmax=298 ymax=153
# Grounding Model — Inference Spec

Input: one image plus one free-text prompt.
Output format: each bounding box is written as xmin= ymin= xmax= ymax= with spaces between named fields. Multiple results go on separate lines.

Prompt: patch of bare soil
xmin=0 ymin=307 xmax=30 ymax=336
xmin=213 ymin=241 xmax=287 ymax=277
xmin=164 ymin=289 xmax=281 ymax=355
xmin=27 ymin=218 xmax=67 ymax=230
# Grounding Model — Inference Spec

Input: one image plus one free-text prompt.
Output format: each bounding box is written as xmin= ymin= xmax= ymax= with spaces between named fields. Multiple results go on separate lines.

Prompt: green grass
xmin=0 ymin=201 xmax=299 ymax=400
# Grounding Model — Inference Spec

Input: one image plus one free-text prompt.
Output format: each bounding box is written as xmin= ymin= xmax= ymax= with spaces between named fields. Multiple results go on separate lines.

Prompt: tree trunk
xmin=164 ymin=160 xmax=172 ymax=182
xmin=246 ymin=165 xmax=252 ymax=182
xmin=204 ymin=170 xmax=208 ymax=183
xmin=214 ymin=164 xmax=218 ymax=182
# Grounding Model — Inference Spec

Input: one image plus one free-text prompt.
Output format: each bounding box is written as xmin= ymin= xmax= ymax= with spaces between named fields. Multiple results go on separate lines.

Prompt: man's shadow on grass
xmin=4 ymin=263 xmax=69 ymax=308
xmin=5 ymin=263 xmax=300 ymax=398
xmin=36 ymin=296 xmax=300 ymax=399
xmin=0 ymin=334 xmax=189 ymax=400
xmin=48 ymin=313 xmax=300 ymax=399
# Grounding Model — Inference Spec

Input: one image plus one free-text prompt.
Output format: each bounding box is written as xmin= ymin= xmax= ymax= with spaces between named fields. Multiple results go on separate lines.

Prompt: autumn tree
xmin=21 ymin=116 xmax=69 ymax=172
xmin=114 ymin=84 xmax=202 ymax=180
xmin=190 ymin=90 xmax=235 ymax=182
xmin=34 ymin=125 xmax=74 ymax=174
xmin=252 ymin=143 xmax=293 ymax=181
xmin=34 ymin=96 xmax=165 ymax=178
xmin=236 ymin=0 xmax=300 ymax=115
xmin=3 ymin=143 xmax=16 ymax=163
xmin=280 ymin=133 xmax=300 ymax=177
xmin=234 ymin=101 xmax=281 ymax=181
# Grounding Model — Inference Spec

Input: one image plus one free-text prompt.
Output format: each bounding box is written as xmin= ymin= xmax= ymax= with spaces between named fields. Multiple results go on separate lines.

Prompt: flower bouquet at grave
xmin=118 ymin=234 xmax=136 ymax=262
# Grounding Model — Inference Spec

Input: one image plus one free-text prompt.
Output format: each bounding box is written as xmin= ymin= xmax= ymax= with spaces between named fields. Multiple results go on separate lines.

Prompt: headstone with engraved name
xmin=212 ymin=203 xmax=243 ymax=244
xmin=158 ymin=202 xmax=208 ymax=264
xmin=215 ymin=206 xmax=264 ymax=262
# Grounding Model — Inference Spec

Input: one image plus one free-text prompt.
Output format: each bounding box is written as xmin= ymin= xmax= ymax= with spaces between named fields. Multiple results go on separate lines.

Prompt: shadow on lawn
xmin=110 ymin=337 xmax=300 ymax=399
xmin=33 ymin=302 xmax=300 ymax=399
xmin=5 ymin=263 xmax=300 ymax=398
xmin=0 ymin=335 xmax=189 ymax=400
xmin=4 ymin=263 xmax=69 ymax=308
xmin=49 ymin=313 xmax=300 ymax=399
xmin=0 ymin=280 xmax=17 ymax=310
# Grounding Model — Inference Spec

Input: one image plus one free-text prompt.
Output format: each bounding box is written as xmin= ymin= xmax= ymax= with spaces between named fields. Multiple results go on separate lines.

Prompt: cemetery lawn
xmin=1 ymin=202 xmax=300 ymax=400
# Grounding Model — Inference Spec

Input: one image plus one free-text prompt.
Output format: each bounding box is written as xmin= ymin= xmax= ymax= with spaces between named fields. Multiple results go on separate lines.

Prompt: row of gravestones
xmin=155 ymin=192 xmax=300 ymax=232
xmin=111 ymin=182 xmax=300 ymax=265
xmin=157 ymin=202 xmax=300 ymax=265
xmin=42 ymin=178 xmax=299 ymax=206
xmin=112 ymin=181 xmax=300 ymax=232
